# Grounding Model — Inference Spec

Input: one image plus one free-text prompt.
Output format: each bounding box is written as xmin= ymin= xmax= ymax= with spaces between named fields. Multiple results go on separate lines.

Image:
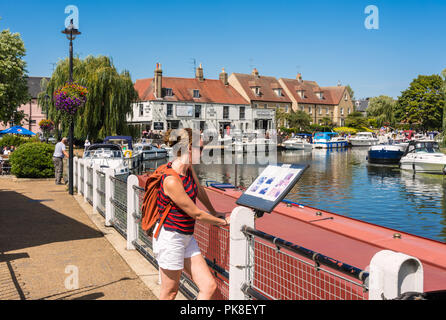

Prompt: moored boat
xmin=367 ymin=143 xmax=407 ymax=164
xmin=349 ymin=132 xmax=379 ymax=147
xmin=83 ymin=143 xmax=129 ymax=175
xmin=313 ymin=132 xmax=348 ymax=149
xmin=400 ymin=140 xmax=446 ymax=174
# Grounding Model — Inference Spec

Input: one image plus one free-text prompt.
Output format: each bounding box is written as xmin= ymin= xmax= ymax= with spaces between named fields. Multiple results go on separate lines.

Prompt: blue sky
xmin=1 ymin=0 xmax=445 ymax=99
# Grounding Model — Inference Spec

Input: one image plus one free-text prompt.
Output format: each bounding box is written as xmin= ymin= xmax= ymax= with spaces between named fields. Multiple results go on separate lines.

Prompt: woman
xmin=153 ymin=128 xmax=230 ymax=300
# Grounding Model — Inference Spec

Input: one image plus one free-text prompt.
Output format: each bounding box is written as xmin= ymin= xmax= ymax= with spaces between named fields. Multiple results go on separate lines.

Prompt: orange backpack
xmin=140 ymin=163 xmax=180 ymax=239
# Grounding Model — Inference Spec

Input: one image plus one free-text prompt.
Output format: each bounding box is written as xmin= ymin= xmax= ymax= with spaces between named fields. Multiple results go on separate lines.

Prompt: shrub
xmin=333 ymin=127 xmax=358 ymax=135
xmin=9 ymin=142 xmax=55 ymax=178
xmin=0 ymin=134 xmax=39 ymax=149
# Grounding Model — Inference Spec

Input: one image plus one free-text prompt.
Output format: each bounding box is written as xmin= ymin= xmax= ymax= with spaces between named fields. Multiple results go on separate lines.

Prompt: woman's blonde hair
xmin=163 ymin=128 xmax=193 ymax=157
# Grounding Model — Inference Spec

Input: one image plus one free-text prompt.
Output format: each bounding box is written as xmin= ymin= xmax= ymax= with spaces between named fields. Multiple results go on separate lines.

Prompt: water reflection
xmin=133 ymin=148 xmax=446 ymax=243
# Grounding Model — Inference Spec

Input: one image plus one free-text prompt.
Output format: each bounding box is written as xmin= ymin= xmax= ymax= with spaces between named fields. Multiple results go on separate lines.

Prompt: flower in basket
xmin=53 ymin=83 xmax=88 ymax=115
xmin=39 ymin=119 xmax=55 ymax=132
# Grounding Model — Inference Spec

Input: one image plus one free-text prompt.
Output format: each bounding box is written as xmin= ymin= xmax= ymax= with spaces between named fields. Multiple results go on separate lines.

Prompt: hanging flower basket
xmin=54 ymin=83 xmax=88 ymax=115
xmin=39 ymin=119 xmax=55 ymax=132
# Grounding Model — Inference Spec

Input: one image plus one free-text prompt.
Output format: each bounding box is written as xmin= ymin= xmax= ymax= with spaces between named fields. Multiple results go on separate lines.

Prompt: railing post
xmin=83 ymin=160 xmax=89 ymax=203
xmin=126 ymin=174 xmax=139 ymax=250
xmin=369 ymin=250 xmax=424 ymax=300
xmin=73 ymin=157 xmax=78 ymax=192
xmin=104 ymin=168 xmax=115 ymax=227
xmin=229 ymin=206 xmax=255 ymax=300
xmin=77 ymin=158 xmax=82 ymax=195
xmin=92 ymin=164 xmax=100 ymax=213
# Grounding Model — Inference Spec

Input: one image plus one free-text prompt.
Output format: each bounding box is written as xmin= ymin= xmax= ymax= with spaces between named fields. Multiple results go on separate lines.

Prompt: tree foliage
xmin=345 ymin=111 xmax=368 ymax=129
xmin=395 ymin=75 xmax=445 ymax=130
xmin=367 ymin=95 xmax=396 ymax=127
xmin=284 ymin=110 xmax=311 ymax=131
xmin=39 ymin=55 xmax=138 ymax=142
xmin=0 ymin=29 xmax=29 ymax=126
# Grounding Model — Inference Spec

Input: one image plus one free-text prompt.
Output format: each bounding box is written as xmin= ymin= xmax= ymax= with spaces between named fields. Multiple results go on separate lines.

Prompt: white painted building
xmin=128 ymin=64 xmax=252 ymax=135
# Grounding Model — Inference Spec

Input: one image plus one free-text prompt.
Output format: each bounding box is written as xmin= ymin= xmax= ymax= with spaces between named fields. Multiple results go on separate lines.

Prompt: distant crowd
xmin=2 ymin=145 xmax=15 ymax=156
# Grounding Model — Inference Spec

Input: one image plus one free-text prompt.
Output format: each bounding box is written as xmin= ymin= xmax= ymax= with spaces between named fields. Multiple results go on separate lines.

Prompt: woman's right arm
xmin=163 ymin=175 xmax=229 ymax=227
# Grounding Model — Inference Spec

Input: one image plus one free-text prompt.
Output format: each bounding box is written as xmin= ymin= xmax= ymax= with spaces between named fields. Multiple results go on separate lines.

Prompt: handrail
xmin=241 ymin=226 xmax=369 ymax=286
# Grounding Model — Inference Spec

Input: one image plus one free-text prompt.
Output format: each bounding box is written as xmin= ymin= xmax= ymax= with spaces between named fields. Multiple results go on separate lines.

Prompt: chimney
xmin=252 ymin=68 xmax=260 ymax=79
xmin=297 ymin=73 xmax=303 ymax=83
xmin=219 ymin=68 xmax=228 ymax=85
xmin=154 ymin=63 xmax=163 ymax=99
xmin=196 ymin=63 xmax=204 ymax=82
xmin=337 ymin=80 xmax=342 ymax=87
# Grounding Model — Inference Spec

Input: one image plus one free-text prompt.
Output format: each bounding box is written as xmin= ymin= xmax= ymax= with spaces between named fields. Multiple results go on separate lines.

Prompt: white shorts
xmin=152 ymin=224 xmax=201 ymax=271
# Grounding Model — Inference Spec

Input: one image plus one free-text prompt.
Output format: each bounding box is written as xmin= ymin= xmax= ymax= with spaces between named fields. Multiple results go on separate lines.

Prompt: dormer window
xmin=297 ymin=90 xmax=305 ymax=98
xmin=193 ymin=89 xmax=200 ymax=98
xmin=316 ymin=92 xmax=324 ymax=100
xmin=251 ymin=87 xmax=261 ymax=96
xmin=274 ymin=88 xmax=282 ymax=97
xmin=166 ymin=88 xmax=173 ymax=96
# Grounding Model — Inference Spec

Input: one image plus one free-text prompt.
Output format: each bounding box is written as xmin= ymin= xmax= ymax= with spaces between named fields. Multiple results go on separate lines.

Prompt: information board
xmin=236 ymin=163 xmax=309 ymax=213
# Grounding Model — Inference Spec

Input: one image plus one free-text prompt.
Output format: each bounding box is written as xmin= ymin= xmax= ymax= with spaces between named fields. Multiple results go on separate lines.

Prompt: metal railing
xmin=110 ymin=174 xmax=128 ymax=237
xmin=96 ymin=170 xmax=106 ymax=217
xmin=242 ymin=226 xmax=369 ymax=300
xmin=86 ymin=167 xmax=93 ymax=205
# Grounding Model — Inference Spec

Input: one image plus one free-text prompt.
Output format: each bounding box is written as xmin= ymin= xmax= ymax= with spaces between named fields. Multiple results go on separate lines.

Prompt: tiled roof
xmin=135 ymin=77 xmax=249 ymax=105
xmin=280 ymin=78 xmax=347 ymax=106
xmin=231 ymin=73 xmax=292 ymax=103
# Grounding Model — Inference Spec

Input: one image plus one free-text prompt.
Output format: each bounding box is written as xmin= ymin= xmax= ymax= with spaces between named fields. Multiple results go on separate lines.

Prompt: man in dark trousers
xmin=53 ymin=137 xmax=69 ymax=185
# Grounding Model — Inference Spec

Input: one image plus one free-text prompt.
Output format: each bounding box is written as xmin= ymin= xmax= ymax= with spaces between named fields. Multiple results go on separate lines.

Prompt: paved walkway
xmin=0 ymin=177 xmax=159 ymax=300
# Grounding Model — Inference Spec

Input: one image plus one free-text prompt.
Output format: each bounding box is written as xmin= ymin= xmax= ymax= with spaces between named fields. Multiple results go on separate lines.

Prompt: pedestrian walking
xmin=53 ymin=137 xmax=69 ymax=185
xmin=153 ymin=128 xmax=230 ymax=300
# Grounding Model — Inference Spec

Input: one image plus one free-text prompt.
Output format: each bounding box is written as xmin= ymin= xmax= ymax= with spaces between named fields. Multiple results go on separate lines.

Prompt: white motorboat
xmin=83 ymin=144 xmax=129 ymax=175
xmin=400 ymin=140 xmax=446 ymax=174
xmin=349 ymin=132 xmax=379 ymax=147
xmin=133 ymin=142 xmax=168 ymax=160
xmin=283 ymin=137 xmax=312 ymax=150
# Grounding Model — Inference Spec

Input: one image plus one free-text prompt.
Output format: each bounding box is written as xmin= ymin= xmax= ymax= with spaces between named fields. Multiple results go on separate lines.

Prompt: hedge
xmin=9 ymin=142 xmax=55 ymax=178
xmin=0 ymin=135 xmax=40 ymax=149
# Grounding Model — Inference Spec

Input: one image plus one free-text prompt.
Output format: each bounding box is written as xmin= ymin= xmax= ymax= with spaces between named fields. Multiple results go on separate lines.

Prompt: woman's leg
xmin=184 ymin=254 xmax=217 ymax=300
xmin=159 ymin=268 xmax=183 ymax=300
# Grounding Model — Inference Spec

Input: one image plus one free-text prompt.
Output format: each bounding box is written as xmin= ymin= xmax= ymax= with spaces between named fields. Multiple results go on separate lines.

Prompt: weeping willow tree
xmin=38 ymin=55 xmax=138 ymax=142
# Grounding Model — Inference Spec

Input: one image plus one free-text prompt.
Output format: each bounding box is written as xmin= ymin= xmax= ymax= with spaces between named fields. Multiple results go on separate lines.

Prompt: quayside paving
xmin=0 ymin=177 xmax=159 ymax=300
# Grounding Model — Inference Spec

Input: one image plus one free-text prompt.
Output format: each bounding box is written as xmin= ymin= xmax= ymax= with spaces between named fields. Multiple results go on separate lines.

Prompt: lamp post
xmin=62 ymin=19 xmax=81 ymax=195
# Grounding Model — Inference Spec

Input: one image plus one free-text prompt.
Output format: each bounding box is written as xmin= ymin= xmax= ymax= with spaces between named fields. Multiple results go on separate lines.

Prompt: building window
xmin=264 ymin=104 xmax=268 ymax=109
xmin=348 ymin=108 xmax=351 ymax=115
xmin=252 ymin=87 xmax=261 ymax=96
xmin=167 ymin=104 xmax=173 ymax=117
xmin=326 ymin=107 xmax=329 ymax=115
xmin=223 ymin=106 xmax=229 ymax=119
xmin=274 ymin=88 xmax=282 ymax=97
xmin=319 ymin=107 xmax=322 ymax=115
xmin=254 ymin=103 xmax=258 ymax=108
xmin=297 ymin=90 xmax=305 ymax=98
xmin=195 ymin=105 xmax=201 ymax=118
xmin=139 ymin=104 xmax=144 ymax=116
xmin=300 ymin=106 xmax=304 ymax=112
xmin=239 ymin=106 xmax=245 ymax=120
xmin=166 ymin=88 xmax=173 ymax=96
xmin=193 ymin=90 xmax=200 ymax=98
xmin=344 ymin=93 xmax=348 ymax=101
xmin=341 ymin=108 xmax=344 ymax=115
xmin=309 ymin=106 xmax=312 ymax=114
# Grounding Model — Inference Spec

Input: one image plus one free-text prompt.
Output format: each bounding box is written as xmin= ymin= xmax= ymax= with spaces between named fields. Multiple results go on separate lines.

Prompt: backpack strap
xmin=152 ymin=167 xmax=182 ymax=239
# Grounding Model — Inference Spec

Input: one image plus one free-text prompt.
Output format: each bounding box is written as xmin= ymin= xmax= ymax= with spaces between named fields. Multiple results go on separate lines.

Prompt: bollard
xmin=369 ymin=250 xmax=424 ymax=300
xmin=104 ymin=168 xmax=115 ymax=227
xmin=126 ymin=175 xmax=139 ymax=250
xmin=229 ymin=206 xmax=255 ymax=300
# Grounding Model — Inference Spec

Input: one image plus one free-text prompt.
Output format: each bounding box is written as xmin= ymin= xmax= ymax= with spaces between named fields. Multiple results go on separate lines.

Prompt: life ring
xmin=124 ymin=150 xmax=132 ymax=158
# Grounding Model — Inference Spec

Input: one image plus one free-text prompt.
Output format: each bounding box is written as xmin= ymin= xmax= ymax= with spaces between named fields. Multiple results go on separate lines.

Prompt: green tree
xmin=285 ymin=110 xmax=311 ymax=131
xmin=395 ymin=75 xmax=445 ymax=130
xmin=367 ymin=95 xmax=396 ymax=127
xmin=39 ymin=55 xmax=138 ymax=142
xmin=345 ymin=111 xmax=368 ymax=129
xmin=346 ymin=85 xmax=355 ymax=101
xmin=0 ymin=29 xmax=29 ymax=126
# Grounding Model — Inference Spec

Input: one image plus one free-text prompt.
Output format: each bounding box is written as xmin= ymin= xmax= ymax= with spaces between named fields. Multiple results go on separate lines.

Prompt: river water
xmin=135 ymin=148 xmax=446 ymax=243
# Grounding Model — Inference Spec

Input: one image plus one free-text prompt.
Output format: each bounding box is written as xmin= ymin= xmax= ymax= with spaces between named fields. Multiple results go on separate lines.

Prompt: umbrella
xmin=0 ymin=126 xmax=36 ymax=136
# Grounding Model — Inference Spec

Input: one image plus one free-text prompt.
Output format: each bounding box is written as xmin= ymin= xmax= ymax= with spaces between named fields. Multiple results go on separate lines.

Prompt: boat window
xmin=415 ymin=142 xmax=439 ymax=153
xmin=142 ymin=146 xmax=153 ymax=151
